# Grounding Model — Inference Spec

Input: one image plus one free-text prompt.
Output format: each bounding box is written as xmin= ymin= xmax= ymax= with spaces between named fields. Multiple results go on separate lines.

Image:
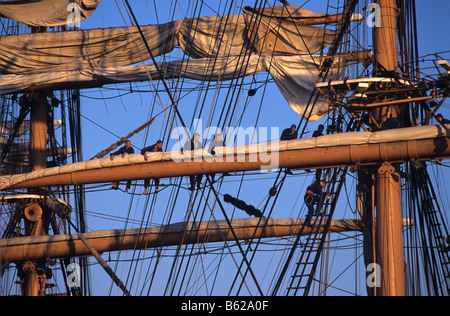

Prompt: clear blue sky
xmin=55 ymin=0 xmax=450 ymax=296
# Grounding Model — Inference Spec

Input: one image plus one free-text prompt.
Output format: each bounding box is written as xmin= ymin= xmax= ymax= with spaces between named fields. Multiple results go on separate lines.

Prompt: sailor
xmin=208 ymin=134 xmax=230 ymax=182
xmin=208 ymin=133 xmax=223 ymax=156
xmin=380 ymin=115 xmax=401 ymax=130
xmin=281 ymin=125 xmax=298 ymax=175
xmin=312 ymin=125 xmax=324 ymax=180
xmin=281 ymin=124 xmax=298 ymax=141
xmin=110 ymin=140 xmax=134 ymax=193
xmin=184 ymin=133 xmax=203 ymax=190
xmin=304 ymin=180 xmax=331 ymax=227
xmin=312 ymin=124 xmax=324 ymax=137
xmin=110 ymin=140 xmax=134 ymax=160
xmin=141 ymin=140 xmax=163 ymax=195
xmin=436 ymin=114 xmax=450 ymax=125
xmin=445 ymin=236 xmax=450 ymax=253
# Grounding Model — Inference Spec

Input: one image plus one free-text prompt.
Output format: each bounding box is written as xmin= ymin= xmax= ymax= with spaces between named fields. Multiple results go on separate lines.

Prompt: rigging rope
xmin=66 ymin=219 xmax=132 ymax=296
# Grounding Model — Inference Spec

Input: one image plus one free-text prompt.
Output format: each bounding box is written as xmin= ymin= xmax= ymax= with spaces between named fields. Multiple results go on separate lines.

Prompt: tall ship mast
xmin=0 ymin=0 xmax=449 ymax=297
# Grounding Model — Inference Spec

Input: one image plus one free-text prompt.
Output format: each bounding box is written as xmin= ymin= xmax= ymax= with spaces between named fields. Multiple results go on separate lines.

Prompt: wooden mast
xmin=24 ymin=24 xmax=51 ymax=296
xmin=24 ymin=92 xmax=50 ymax=296
xmin=0 ymin=1 xmax=442 ymax=296
xmin=373 ymin=0 xmax=406 ymax=296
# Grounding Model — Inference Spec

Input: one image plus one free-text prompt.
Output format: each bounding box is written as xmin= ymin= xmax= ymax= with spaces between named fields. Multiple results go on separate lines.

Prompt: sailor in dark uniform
xmin=380 ymin=115 xmax=400 ymax=130
xmin=141 ymin=140 xmax=163 ymax=195
xmin=184 ymin=133 xmax=203 ymax=190
xmin=281 ymin=124 xmax=298 ymax=141
xmin=281 ymin=125 xmax=298 ymax=175
xmin=208 ymin=134 xmax=229 ymax=182
xmin=436 ymin=114 xmax=450 ymax=125
xmin=110 ymin=140 xmax=134 ymax=193
xmin=304 ymin=180 xmax=330 ymax=227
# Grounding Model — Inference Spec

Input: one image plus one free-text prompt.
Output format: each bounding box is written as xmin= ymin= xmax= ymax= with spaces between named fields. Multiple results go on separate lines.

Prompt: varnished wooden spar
xmin=242 ymin=7 xmax=363 ymax=26
xmin=0 ymin=218 xmax=366 ymax=263
xmin=1 ymin=130 xmax=450 ymax=190
xmin=373 ymin=0 xmax=404 ymax=297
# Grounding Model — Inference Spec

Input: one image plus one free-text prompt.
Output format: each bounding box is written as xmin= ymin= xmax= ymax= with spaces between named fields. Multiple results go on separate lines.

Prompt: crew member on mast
xmin=110 ymin=140 xmax=134 ymax=193
xmin=444 ymin=236 xmax=450 ymax=253
xmin=436 ymin=114 xmax=450 ymax=125
xmin=312 ymin=124 xmax=324 ymax=137
xmin=380 ymin=115 xmax=401 ymax=130
xmin=312 ymin=125 xmax=325 ymax=181
xmin=281 ymin=124 xmax=298 ymax=141
xmin=281 ymin=125 xmax=298 ymax=175
xmin=436 ymin=114 xmax=450 ymax=165
xmin=304 ymin=180 xmax=331 ymax=227
xmin=184 ymin=133 xmax=203 ymax=190
xmin=208 ymin=134 xmax=230 ymax=182
xmin=141 ymin=140 xmax=163 ymax=195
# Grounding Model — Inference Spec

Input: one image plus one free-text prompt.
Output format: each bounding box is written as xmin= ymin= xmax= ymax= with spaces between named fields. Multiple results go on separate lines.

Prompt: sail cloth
xmin=0 ymin=5 xmax=336 ymax=120
xmin=243 ymin=6 xmax=334 ymax=56
xmin=0 ymin=55 xmax=328 ymax=120
xmin=0 ymin=21 xmax=184 ymax=76
xmin=0 ymin=0 xmax=100 ymax=27
xmin=0 ymin=5 xmax=335 ymax=75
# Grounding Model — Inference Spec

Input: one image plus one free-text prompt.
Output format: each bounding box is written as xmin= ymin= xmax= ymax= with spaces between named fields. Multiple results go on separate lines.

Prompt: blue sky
xmin=48 ymin=0 xmax=450 ymax=296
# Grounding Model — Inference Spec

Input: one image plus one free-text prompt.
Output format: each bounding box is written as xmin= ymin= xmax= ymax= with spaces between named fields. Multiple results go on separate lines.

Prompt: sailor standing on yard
xmin=312 ymin=124 xmax=324 ymax=137
xmin=312 ymin=125 xmax=325 ymax=180
xmin=208 ymin=134 xmax=230 ymax=182
xmin=380 ymin=115 xmax=401 ymax=130
xmin=280 ymin=124 xmax=298 ymax=141
xmin=141 ymin=140 xmax=163 ymax=195
xmin=281 ymin=125 xmax=298 ymax=175
xmin=436 ymin=114 xmax=450 ymax=125
xmin=110 ymin=140 xmax=134 ymax=193
xmin=304 ymin=180 xmax=331 ymax=227
xmin=184 ymin=133 xmax=203 ymax=190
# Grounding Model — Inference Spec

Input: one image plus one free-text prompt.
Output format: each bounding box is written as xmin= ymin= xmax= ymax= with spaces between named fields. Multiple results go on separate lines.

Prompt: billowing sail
xmin=0 ymin=0 xmax=100 ymax=27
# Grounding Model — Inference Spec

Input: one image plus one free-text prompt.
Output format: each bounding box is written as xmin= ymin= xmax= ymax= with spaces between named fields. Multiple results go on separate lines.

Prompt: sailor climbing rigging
xmin=304 ymin=180 xmax=331 ymax=227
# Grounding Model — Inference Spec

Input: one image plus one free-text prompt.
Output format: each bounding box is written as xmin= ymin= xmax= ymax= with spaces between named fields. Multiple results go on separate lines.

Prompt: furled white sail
xmin=243 ymin=6 xmax=334 ymax=56
xmin=0 ymin=0 xmax=100 ymax=27
xmin=0 ymin=5 xmax=339 ymax=120
xmin=0 ymin=6 xmax=334 ymax=75
xmin=0 ymin=55 xmax=329 ymax=120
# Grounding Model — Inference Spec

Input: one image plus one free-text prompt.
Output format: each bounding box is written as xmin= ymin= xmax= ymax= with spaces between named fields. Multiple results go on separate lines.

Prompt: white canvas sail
xmin=0 ymin=0 xmax=100 ymax=27
xmin=0 ymin=5 xmax=339 ymax=120
xmin=0 ymin=55 xmax=330 ymax=120
xmin=0 ymin=6 xmax=334 ymax=75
